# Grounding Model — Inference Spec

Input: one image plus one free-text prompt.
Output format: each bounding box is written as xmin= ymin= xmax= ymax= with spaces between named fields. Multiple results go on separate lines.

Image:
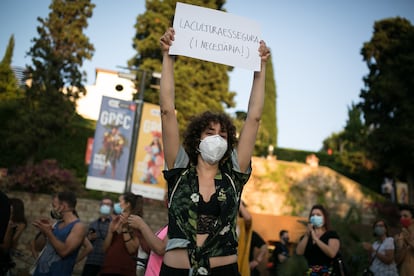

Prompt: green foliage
xmin=1 ymin=159 xmax=82 ymax=194
xmin=257 ymin=55 xmax=277 ymax=154
xmin=0 ymin=35 xmax=21 ymax=99
xmin=320 ymin=103 xmax=383 ymax=191
xmin=0 ymin=36 xmax=26 ymax=166
xmin=21 ymin=0 xmax=95 ymax=163
xmin=359 ymin=17 xmax=414 ymax=179
xmin=274 ymin=147 xmax=382 ymax=190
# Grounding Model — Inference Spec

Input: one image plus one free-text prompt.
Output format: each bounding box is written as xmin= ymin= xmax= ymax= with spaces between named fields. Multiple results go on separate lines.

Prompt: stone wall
xmin=5 ymin=191 xmax=168 ymax=276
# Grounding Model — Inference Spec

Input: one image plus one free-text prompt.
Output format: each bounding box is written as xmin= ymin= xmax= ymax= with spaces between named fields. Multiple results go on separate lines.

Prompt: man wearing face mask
xmin=296 ymin=204 xmax=341 ymax=275
xmin=32 ymin=191 xmax=86 ymax=276
xmin=269 ymin=230 xmax=290 ymax=276
xmin=81 ymin=198 xmax=113 ymax=276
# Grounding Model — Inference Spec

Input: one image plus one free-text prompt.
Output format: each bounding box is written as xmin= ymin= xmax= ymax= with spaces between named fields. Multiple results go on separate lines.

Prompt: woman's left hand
xmin=127 ymin=215 xmax=144 ymax=230
xmin=258 ymin=40 xmax=271 ymax=62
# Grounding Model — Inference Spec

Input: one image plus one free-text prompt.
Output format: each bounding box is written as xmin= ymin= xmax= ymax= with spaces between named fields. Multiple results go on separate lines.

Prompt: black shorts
xmin=159 ymin=262 xmax=240 ymax=276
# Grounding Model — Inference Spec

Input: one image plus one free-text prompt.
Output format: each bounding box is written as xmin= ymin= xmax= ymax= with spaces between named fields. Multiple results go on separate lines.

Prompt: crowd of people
xmin=1 ymin=27 xmax=414 ymax=276
xmin=1 ymin=190 xmax=413 ymax=276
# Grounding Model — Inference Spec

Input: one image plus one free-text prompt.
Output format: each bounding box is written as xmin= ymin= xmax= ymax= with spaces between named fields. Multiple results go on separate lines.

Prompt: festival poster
xmin=86 ymin=96 xmax=137 ymax=193
xmin=131 ymin=102 xmax=166 ymax=200
xmin=396 ymin=181 xmax=409 ymax=204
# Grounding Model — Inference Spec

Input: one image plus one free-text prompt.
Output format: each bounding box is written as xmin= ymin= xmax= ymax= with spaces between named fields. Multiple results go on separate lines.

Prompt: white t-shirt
xmin=370 ymin=237 xmax=398 ymax=276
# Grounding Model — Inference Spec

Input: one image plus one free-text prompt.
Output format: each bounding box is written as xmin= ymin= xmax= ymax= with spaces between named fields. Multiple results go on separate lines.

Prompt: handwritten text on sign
xmin=170 ymin=2 xmax=262 ymax=71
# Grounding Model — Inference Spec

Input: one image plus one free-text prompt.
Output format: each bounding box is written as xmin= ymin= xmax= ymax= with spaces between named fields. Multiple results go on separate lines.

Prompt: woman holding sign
xmin=158 ymin=27 xmax=270 ymax=276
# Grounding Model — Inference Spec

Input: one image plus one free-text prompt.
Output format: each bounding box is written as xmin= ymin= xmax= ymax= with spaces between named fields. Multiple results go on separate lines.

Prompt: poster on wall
xmin=86 ymin=96 xmax=137 ymax=193
xmin=396 ymin=181 xmax=409 ymax=204
xmin=131 ymin=102 xmax=166 ymax=200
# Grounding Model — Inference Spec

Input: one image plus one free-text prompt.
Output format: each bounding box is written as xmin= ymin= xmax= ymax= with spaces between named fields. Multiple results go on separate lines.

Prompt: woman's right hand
xmin=160 ymin=27 xmax=175 ymax=54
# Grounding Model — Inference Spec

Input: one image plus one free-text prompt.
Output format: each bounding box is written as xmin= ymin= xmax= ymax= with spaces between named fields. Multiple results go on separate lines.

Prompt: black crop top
xmin=197 ymin=189 xmax=220 ymax=234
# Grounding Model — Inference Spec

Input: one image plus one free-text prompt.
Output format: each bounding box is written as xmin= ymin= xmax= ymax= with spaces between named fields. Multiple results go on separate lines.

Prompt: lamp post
xmin=117 ymin=69 xmax=160 ymax=193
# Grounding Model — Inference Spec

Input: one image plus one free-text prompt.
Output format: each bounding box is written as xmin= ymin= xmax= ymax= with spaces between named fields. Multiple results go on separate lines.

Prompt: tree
xmin=0 ymin=35 xmax=20 ymax=100
xmin=359 ymin=17 xmax=414 ymax=191
xmin=21 ymin=0 xmax=95 ymax=162
xmin=256 ymin=55 xmax=277 ymax=155
xmin=129 ymin=0 xmax=235 ymax=136
xmin=322 ymin=104 xmax=371 ymax=174
xmin=0 ymin=35 xmax=25 ymax=166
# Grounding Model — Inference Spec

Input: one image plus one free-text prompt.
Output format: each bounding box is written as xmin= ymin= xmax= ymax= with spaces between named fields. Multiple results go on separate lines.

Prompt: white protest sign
xmin=170 ymin=2 xmax=262 ymax=71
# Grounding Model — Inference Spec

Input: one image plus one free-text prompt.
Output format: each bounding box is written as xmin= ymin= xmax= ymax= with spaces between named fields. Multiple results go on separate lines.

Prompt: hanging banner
xmin=86 ymin=96 xmax=137 ymax=193
xmin=170 ymin=2 xmax=262 ymax=71
xmin=396 ymin=181 xmax=409 ymax=204
xmin=131 ymin=102 xmax=166 ymax=200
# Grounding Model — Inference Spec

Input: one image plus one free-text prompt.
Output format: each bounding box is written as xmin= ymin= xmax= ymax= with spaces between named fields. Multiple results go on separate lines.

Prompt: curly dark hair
xmin=183 ymin=111 xmax=237 ymax=166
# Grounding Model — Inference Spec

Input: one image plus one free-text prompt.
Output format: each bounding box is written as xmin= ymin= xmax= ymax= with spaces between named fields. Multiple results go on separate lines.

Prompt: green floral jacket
xmin=163 ymin=148 xmax=251 ymax=275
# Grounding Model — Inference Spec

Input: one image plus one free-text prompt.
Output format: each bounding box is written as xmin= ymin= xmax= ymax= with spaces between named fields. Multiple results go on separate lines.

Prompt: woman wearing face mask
xmin=159 ymin=27 xmax=270 ymax=275
xmin=100 ymin=193 xmax=145 ymax=276
xmin=394 ymin=205 xmax=414 ymax=276
xmin=296 ymin=204 xmax=340 ymax=275
xmin=362 ymin=219 xmax=398 ymax=276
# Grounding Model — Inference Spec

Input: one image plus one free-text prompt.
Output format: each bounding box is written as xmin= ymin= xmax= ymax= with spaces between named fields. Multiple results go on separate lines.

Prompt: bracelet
xmin=124 ymin=238 xmax=132 ymax=243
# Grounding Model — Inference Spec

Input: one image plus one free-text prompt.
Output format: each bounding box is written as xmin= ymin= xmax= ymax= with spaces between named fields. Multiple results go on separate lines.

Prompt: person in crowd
xmin=362 ymin=219 xmax=398 ymax=276
xmin=296 ymin=204 xmax=340 ymax=275
xmin=0 ymin=192 xmax=10 ymax=243
xmin=100 ymin=192 xmax=144 ymax=276
xmin=30 ymin=209 xmax=92 ymax=269
xmin=2 ymin=198 xmax=28 ymax=274
xmin=0 ymin=192 xmax=12 ymax=276
xmin=127 ymin=214 xmax=168 ymax=276
xmin=249 ymin=230 xmax=268 ymax=276
xmin=31 ymin=191 xmax=87 ymax=276
xmin=237 ymin=201 xmax=253 ymax=275
xmin=8 ymin=198 xmax=27 ymax=252
xmin=158 ymin=27 xmax=270 ymax=275
xmin=269 ymin=230 xmax=290 ymax=275
xmin=113 ymin=201 xmax=123 ymax=216
xmin=81 ymin=198 xmax=113 ymax=276
xmin=394 ymin=205 xmax=414 ymax=276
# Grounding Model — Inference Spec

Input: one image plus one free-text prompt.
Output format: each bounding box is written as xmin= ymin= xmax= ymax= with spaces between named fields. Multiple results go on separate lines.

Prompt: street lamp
xmin=117 ymin=69 xmax=160 ymax=193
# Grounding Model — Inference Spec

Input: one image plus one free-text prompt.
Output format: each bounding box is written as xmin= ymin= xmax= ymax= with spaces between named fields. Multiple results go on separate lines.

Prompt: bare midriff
xmin=163 ymin=233 xmax=237 ymax=269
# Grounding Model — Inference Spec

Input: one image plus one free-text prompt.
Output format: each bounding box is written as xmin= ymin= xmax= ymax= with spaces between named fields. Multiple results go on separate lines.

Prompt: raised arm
xmin=159 ymin=27 xmax=180 ymax=169
xmin=237 ymin=41 xmax=270 ymax=172
xmin=128 ymin=215 xmax=167 ymax=255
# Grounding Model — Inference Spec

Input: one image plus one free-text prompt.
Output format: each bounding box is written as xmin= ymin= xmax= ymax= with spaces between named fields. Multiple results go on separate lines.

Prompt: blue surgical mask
xmin=374 ymin=226 xmax=385 ymax=237
xmin=113 ymin=203 xmax=123 ymax=215
xmin=310 ymin=215 xmax=324 ymax=228
xmin=100 ymin=205 xmax=111 ymax=215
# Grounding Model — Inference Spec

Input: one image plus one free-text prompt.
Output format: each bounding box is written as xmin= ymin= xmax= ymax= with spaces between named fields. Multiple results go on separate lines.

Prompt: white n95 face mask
xmin=198 ymin=135 xmax=228 ymax=164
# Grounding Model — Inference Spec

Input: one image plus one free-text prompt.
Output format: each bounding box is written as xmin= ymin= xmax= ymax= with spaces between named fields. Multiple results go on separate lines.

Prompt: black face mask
xmin=50 ymin=208 xmax=62 ymax=220
xmin=282 ymin=237 xmax=289 ymax=244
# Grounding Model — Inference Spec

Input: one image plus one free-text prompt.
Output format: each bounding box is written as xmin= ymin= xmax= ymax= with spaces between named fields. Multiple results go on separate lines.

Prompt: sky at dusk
xmin=1 ymin=0 xmax=413 ymax=151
